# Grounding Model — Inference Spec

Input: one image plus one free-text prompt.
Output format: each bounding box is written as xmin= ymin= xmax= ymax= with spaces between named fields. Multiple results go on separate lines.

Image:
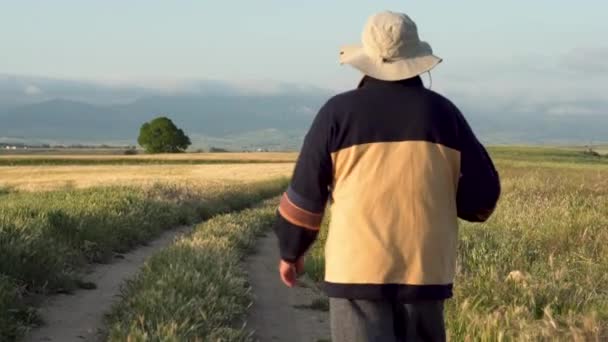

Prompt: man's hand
xmin=279 ymin=258 xmax=305 ymax=287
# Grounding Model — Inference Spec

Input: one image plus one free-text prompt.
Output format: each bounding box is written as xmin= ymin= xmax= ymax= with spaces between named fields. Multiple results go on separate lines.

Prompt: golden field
xmin=0 ymin=163 xmax=294 ymax=191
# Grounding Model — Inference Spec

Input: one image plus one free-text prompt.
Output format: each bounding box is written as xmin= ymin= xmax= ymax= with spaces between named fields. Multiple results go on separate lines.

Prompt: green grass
xmin=0 ymin=179 xmax=287 ymax=341
xmin=305 ymin=150 xmax=608 ymax=340
xmin=105 ymin=198 xmax=279 ymax=341
xmin=293 ymin=297 xmax=330 ymax=312
xmin=489 ymin=146 xmax=608 ymax=166
xmin=0 ymin=158 xmax=293 ymax=166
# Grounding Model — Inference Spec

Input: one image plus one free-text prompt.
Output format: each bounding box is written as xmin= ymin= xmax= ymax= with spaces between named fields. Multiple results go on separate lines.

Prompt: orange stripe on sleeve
xmin=278 ymin=192 xmax=323 ymax=230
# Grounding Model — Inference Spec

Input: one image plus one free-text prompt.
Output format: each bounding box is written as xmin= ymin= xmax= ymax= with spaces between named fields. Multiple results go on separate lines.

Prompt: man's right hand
xmin=279 ymin=258 xmax=305 ymax=287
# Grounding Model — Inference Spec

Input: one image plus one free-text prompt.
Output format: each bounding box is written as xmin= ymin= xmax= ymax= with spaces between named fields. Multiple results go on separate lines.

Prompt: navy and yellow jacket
xmin=274 ymin=76 xmax=500 ymax=301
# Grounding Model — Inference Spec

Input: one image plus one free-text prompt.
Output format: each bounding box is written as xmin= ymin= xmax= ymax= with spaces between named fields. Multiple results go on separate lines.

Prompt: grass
xmin=0 ymin=179 xmax=288 ymax=341
xmin=105 ymin=198 xmax=279 ymax=341
xmin=489 ymin=146 xmax=608 ymax=166
xmin=293 ymin=298 xmax=330 ymax=312
xmin=0 ymin=158 xmax=295 ymax=166
xmin=0 ymin=152 xmax=297 ymax=166
xmin=0 ymin=186 xmax=11 ymax=196
xmin=305 ymin=151 xmax=608 ymax=340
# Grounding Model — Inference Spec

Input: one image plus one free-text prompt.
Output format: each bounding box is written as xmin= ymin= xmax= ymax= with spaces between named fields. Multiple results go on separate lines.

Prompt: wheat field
xmin=0 ymin=163 xmax=294 ymax=191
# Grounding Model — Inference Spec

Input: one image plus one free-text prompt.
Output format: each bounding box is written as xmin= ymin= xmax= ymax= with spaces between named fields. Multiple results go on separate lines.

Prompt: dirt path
xmin=246 ymin=233 xmax=331 ymax=342
xmin=25 ymin=227 xmax=190 ymax=342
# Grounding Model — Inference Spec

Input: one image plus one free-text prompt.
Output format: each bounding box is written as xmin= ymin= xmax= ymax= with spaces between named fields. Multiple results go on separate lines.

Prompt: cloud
xmin=545 ymin=104 xmax=605 ymax=116
xmin=88 ymin=76 xmax=327 ymax=96
xmin=435 ymin=46 xmax=608 ymax=118
xmin=560 ymin=47 xmax=608 ymax=74
xmin=24 ymin=84 xmax=42 ymax=95
xmin=290 ymin=105 xmax=315 ymax=116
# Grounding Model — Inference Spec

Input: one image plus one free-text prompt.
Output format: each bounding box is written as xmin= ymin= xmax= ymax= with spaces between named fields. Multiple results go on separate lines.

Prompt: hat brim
xmin=340 ymin=44 xmax=442 ymax=81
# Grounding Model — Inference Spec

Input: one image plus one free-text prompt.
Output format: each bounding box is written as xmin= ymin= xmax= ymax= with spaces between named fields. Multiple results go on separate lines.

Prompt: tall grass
xmin=0 ymin=179 xmax=287 ymax=341
xmin=105 ymin=198 xmax=279 ymax=341
xmin=305 ymin=160 xmax=608 ymax=340
xmin=447 ymin=163 xmax=607 ymax=340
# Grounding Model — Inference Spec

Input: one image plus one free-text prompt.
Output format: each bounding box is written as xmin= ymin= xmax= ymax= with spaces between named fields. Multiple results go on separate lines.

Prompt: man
xmin=273 ymin=11 xmax=500 ymax=341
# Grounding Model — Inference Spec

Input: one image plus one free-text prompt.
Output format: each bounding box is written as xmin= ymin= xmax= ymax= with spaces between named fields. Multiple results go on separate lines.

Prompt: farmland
xmin=1 ymin=147 xmax=607 ymax=341
xmin=0 ymin=163 xmax=293 ymax=191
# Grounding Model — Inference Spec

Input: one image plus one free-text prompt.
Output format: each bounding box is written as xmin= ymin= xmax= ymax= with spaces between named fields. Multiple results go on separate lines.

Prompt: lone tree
xmin=137 ymin=116 xmax=191 ymax=153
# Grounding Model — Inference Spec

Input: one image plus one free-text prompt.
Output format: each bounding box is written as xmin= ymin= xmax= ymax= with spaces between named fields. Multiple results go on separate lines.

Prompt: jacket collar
xmin=358 ymin=75 xmax=424 ymax=89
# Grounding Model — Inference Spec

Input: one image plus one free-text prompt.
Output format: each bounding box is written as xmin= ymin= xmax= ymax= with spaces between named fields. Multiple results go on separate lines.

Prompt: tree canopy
xmin=137 ymin=116 xmax=191 ymax=153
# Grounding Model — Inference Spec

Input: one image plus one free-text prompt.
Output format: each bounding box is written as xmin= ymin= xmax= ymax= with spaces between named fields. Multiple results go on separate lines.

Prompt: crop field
xmin=1 ymin=148 xmax=607 ymax=341
xmin=0 ymin=163 xmax=293 ymax=192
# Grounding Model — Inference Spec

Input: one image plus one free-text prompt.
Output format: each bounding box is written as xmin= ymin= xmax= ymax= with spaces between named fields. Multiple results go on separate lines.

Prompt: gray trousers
xmin=330 ymin=298 xmax=446 ymax=342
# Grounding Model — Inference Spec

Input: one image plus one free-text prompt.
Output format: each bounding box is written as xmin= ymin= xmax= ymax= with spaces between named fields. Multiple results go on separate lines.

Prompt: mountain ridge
xmin=1 ymin=75 xmax=607 ymax=148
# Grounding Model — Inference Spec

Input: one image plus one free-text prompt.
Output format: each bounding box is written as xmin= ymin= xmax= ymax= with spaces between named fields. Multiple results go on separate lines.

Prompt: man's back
xmin=278 ymin=74 xmax=499 ymax=299
xmin=323 ymin=76 xmax=462 ymax=299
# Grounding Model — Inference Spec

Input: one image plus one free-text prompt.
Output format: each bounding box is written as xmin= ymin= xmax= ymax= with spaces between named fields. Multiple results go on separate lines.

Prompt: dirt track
xmin=25 ymin=227 xmax=190 ymax=342
xmin=246 ymin=233 xmax=330 ymax=342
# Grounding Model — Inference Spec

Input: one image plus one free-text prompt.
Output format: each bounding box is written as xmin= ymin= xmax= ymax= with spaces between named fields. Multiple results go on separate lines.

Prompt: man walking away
xmin=273 ymin=11 xmax=500 ymax=342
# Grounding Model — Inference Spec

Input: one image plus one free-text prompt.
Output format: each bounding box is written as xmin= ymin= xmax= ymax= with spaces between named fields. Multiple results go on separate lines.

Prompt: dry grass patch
xmin=0 ymin=163 xmax=294 ymax=192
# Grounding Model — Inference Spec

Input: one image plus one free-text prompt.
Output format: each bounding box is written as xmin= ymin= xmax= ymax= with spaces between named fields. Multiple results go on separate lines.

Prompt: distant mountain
xmin=1 ymin=74 xmax=607 ymax=148
xmin=0 ymin=99 xmax=128 ymax=140
xmin=0 ymin=74 xmax=156 ymax=109
xmin=0 ymin=93 xmax=326 ymax=148
xmin=464 ymin=109 xmax=608 ymax=145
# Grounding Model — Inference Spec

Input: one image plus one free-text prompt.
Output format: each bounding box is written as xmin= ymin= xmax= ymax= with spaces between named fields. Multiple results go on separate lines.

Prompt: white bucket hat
xmin=340 ymin=11 xmax=442 ymax=81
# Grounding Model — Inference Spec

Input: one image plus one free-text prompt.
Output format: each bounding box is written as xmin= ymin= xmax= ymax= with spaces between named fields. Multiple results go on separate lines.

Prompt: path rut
xmin=246 ymin=233 xmax=331 ymax=342
xmin=25 ymin=227 xmax=190 ymax=342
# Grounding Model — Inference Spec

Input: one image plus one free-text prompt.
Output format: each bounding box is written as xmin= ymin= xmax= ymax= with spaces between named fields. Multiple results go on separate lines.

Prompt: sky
xmin=1 ymin=0 xmax=607 ymax=114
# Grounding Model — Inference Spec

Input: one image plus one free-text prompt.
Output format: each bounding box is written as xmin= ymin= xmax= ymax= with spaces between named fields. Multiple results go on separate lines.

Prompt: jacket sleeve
xmin=456 ymin=116 xmax=501 ymax=222
xmin=273 ymin=101 xmax=333 ymax=262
